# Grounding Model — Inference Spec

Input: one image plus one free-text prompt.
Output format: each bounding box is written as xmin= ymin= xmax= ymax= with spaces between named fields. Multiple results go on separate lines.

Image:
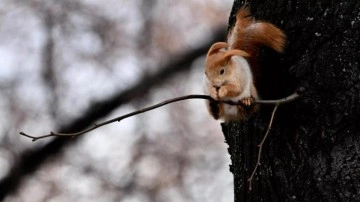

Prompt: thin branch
xmin=247 ymin=103 xmax=279 ymax=191
xmin=1 ymin=28 xmax=228 ymax=200
xmin=254 ymin=92 xmax=299 ymax=104
xmin=20 ymin=92 xmax=299 ymax=141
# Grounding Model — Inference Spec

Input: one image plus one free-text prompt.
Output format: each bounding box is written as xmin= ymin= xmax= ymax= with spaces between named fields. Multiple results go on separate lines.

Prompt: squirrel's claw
xmin=241 ymin=97 xmax=254 ymax=106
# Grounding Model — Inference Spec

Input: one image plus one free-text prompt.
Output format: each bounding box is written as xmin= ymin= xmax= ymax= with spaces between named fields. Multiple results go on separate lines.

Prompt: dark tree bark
xmin=224 ymin=0 xmax=360 ymax=201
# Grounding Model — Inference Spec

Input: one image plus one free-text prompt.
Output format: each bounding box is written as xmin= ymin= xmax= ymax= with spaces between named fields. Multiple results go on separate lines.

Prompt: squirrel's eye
xmin=220 ymin=68 xmax=225 ymax=75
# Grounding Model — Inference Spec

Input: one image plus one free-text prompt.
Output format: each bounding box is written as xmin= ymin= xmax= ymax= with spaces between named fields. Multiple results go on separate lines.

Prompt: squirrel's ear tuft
xmin=207 ymin=42 xmax=228 ymax=57
xmin=223 ymin=49 xmax=250 ymax=59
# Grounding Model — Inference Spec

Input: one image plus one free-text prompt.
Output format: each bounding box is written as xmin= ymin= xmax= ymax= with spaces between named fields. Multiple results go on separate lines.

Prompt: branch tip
xmin=247 ymin=104 xmax=280 ymax=191
xmin=20 ymin=93 xmax=298 ymax=142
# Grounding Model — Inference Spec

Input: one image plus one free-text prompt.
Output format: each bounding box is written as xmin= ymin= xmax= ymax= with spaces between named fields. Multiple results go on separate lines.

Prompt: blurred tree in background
xmin=0 ymin=0 xmax=234 ymax=201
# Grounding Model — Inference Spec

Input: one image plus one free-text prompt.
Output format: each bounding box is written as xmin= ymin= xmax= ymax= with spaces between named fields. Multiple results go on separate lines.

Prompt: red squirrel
xmin=204 ymin=7 xmax=286 ymax=121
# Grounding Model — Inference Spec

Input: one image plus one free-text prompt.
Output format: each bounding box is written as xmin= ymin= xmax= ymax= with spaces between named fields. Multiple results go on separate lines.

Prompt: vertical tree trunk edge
xmin=223 ymin=0 xmax=360 ymax=201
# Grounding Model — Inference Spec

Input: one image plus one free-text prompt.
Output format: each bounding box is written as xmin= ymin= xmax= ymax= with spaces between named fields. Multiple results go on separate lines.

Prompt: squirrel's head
xmin=205 ymin=42 xmax=250 ymax=87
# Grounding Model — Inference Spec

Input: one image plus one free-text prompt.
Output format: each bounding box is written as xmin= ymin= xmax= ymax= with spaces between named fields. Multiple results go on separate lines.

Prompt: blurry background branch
xmin=0 ymin=0 xmax=236 ymax=201
xmin=0 ymin=27 xmax=226 ymax=200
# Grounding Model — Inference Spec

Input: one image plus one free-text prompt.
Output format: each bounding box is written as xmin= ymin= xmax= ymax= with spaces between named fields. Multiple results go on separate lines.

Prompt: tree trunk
xmin=224 ymin=0 xmax=360 ymax=201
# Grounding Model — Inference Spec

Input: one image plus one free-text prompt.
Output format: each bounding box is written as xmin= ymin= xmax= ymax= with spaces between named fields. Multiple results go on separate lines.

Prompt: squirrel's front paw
xmin=210 ymin=87 xmax=220 ymax=100
xmin=218 ymin=87 xmax=228 ymax=99
xmin=241 ymin=97 xmax=254 ymax=106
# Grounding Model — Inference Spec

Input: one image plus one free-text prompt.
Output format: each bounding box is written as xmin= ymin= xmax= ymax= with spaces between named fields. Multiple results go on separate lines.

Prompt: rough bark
xmin=224 ymin=0 xmax=360 ymax=201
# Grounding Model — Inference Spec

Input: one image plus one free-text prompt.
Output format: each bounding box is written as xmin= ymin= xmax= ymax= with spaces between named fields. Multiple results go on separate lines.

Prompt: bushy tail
xmin=245 ymin=21 xmax=286 ymax=53
xmin=228 ymin=7 xmax=286 ymax=55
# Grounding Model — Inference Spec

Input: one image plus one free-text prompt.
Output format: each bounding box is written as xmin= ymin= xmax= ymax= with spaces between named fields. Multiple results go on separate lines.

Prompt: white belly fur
xmin=222 ymin=56 xmax=254 ymax=120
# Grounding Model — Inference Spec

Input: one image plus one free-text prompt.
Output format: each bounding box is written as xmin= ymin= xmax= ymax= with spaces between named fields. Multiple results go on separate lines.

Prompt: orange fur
xmin=204 ymin=6 xmax=286 ymax=121
xmin=228 ymin=7 xmax=286 ymax=55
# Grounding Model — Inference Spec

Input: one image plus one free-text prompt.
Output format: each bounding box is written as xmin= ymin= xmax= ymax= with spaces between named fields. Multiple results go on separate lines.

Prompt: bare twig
xmin=253 ymin=93 xmax=299 ymax=105
xmin=247 ymin=103 xmax=279 ymax=191
xmin=20 ymin=93 xmax=299 ymax=141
